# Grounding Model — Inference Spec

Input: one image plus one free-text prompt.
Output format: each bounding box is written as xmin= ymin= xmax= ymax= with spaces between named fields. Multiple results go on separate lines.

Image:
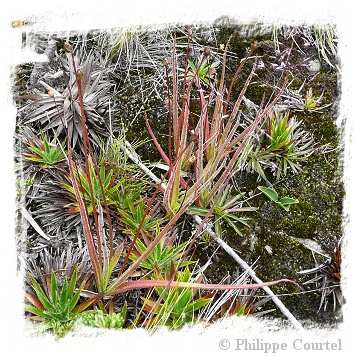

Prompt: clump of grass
xmin=24 ymin=266 xmax=93 ymax=338
xmin=23 ymin=130 xmax=67 ymax=168
xmin=245 ymin=111 xmax=317 ymax=180
xmin=23 ymin=46 xmax=113 ymax=151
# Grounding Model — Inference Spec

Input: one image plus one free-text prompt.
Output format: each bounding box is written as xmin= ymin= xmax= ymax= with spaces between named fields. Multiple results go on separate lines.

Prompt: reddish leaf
xmin=24 ymin=292 xmax=44 ymax=310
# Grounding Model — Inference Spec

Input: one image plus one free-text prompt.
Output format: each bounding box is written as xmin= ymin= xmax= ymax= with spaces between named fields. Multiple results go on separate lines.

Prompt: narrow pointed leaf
xmin=24 ymin=292 xmax=44 ymax=310
xmin=29 ymin=275 xmax=53 ymax=311
xmin=108 ymin=244 xmax=124 ymax=278
xmin=67 ymin=288 xmax=82 ymax=312
xmin=60 ymin=279 xmax=69 ymax=306
xmin=51 ymin=270 xmax=58 ymax=305
xmin=72 ymin=292 xmax=103 ymax=313
xmin=184 ymin=297 xmax=212 ymax=313
xmin=67 ymin=266 xmax=79 ymax=298
xmin=24 ymin=304 xmax=52 ymax=319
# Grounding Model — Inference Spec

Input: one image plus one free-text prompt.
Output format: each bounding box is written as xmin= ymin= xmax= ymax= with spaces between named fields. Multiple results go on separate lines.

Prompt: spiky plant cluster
xmin=244 ymin=111 xmax=317 ymax=180
xmin=299 ymin=242 xmax=343 ymax=312
xmin=23 ymin=243 xmax=92 ymax=289
xmin=22 ymin=50 xmax=114 ymax=151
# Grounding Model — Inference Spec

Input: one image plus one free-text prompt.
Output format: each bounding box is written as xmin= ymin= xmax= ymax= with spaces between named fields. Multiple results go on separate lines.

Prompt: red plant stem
xmin=70 ymin=54 xmax=103 ymax=267
xmin=70 ymin=54 xmax=115 ymax=259
xmin=145 ymin=114 xmax=190 ymax=190
xmin=164 ymin=63 xmax=173 ymax=166
xmin=172 ymin=38 xmax=180 ymax=151
xmin=87 ymin=144 xmax=115 ymax=257
xmin=67 ymin=146 xmax=101 ymax=278
xmin=49 ymin=90 xmax=101 ymax=281
xmin=181 ymin=29 xmax=191 ymax=99
xmin=112 ymin=278 xmax=304 ymax=295
xmin=223 ymin=43 xmax=258 ymax=115
xmin=176 ymin=29 xmax=192 ymax=151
